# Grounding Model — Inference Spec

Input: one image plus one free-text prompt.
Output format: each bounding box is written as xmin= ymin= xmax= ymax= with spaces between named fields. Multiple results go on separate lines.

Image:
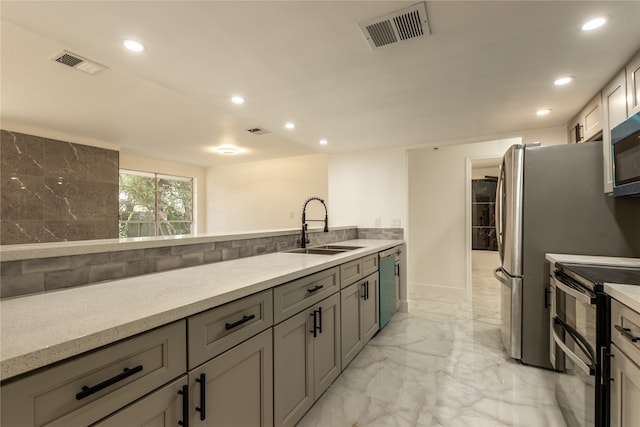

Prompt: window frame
xmin=119 ymin=169 xmax=194 ymax=238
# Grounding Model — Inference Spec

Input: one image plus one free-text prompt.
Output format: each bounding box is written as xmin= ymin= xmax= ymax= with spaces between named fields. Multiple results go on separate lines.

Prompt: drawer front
xmin=1 ymin=321 xmax=186 ymax=427
xmin=188 ymin=289 xmax=273 ymax=369
xmin=362 ymin=254 xmax=378 ymax=277
xmin=273 ymin=267 xmax=339 ymax=324
xmin=611 ymin=299 xmax=640 ymax=361
xmin=340 ymin=259 xmax=363 ymax=289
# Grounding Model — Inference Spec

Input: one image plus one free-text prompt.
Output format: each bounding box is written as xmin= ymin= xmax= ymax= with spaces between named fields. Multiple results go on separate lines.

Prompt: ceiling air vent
xmin=246 ymin=127 xmax=270 ymax=135
xmin=52 ymin=50 xmax=108 ymax=75
xmin=359 ymin=2 xmax=430 ymax=49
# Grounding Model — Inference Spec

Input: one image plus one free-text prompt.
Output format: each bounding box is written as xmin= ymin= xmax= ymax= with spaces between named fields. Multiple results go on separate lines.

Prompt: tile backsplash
xmin=0 ymin=130 xmax=119 ymax=244
xmin=0 ymin=227 xmax=363 ymax=299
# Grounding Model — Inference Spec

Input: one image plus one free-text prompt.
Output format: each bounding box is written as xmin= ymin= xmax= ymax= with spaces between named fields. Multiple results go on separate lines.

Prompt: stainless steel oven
xmin=551 ymin=269 xmax=599 ymax=427
xmin=550 ymin=263 xmax=640 ymax=427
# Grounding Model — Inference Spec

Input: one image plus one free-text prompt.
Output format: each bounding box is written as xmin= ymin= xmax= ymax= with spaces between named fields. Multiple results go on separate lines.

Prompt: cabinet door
xmin=93 ymin=376 xmax=188 ymax=427
xmin=602 ymin=70 xmax=628 ymax=193
xmin=610 ymin=343 xmax=640 ymax=427
xmin=313 ymin=293 xmax=341 ymax=399
xmin=568 ymin=116 xmax=582 ymax=144
xmin=362 ymin=272 xmax=379 ymax=343
xmin=189 ymin=329 xmax=273 ymax=427
xmin=583 ymin=93 xmax=603 ymax=142
xmin=341 ymin=282 xmax=363 ymax=368
xmin=273 ymin=308 xmax=314 ymax=427
xmin=626 ymin=50 xmax=640 ymax=117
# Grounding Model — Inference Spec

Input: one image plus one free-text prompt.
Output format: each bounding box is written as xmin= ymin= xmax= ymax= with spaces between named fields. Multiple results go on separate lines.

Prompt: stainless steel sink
xmin=312 ymin=245 xmax=364 ymax=251
xmin=285 ymin=248 xmax=347 ymax=255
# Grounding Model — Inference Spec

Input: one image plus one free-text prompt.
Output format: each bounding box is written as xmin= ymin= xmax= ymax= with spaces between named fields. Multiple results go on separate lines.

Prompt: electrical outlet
xmin=392 ymin=218 xmax=401 ymax=227
xmin=374 ymin=217 xmax=381 ymax=227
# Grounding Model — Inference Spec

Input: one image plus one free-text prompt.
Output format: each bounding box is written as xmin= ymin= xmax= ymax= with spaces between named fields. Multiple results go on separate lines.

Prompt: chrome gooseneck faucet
xmin=301 ymin=196 xmax=328 ymax=248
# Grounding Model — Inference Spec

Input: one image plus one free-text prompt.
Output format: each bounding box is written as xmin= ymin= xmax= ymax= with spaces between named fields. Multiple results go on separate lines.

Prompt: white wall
xmin=408 ymin=138 xmax=521 ymax=297
xmin=205 ymin=154 xmax=328 ymax=232
xmin=120 ymin=152 xmax=208 ymax=233
xmin=328 ymin=147 xmax=408 ymax=229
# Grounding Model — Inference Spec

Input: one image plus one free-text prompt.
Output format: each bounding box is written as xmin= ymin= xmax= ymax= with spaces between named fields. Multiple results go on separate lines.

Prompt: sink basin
xmin=312 ymin=245 xmax=364 ymax=251
xmin=285 ymin=248 xmax=347 ymax=255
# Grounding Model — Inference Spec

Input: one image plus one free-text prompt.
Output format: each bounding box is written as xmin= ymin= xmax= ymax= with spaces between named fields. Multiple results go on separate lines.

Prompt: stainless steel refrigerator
xmin=495 ymin=141 xmax=640 ymax=369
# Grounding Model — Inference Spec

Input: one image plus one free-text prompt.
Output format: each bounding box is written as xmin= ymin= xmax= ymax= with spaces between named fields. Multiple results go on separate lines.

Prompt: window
xmin=119 ymin=170 xmax=193 ymax=238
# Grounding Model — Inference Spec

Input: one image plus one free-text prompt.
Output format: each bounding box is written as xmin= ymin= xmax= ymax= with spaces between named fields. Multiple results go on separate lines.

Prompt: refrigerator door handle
xmin=496 ymin=161 xmax=504 ymax=260
xmin=494 ymin=267 xmax=504 ymax=283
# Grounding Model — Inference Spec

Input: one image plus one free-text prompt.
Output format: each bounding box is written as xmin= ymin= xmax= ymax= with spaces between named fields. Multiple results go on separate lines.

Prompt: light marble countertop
xmin=0 ymin=225 xmax=357 ymax=261
xmin=546 ymin=253 xmax=640 ymax=313
xmin=0 ymin=239 xmax=402 ymax=381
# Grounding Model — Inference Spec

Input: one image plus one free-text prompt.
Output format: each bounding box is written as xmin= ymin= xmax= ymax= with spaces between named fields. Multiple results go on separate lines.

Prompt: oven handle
xmin=552 ymin=317 xmax=596 ymax=376
xmin=552 ymin=276 xmax=595 ymax=306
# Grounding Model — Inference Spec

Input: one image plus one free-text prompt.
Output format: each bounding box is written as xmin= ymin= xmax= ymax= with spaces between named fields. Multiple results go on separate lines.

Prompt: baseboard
xmin=408 ymin=282 xmax=468 ymax=301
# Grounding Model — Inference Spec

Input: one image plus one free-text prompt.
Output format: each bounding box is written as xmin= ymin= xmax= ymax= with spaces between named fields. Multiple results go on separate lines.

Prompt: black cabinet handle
xmin=310 ymin=310 xmax=318 ymax=337
xmin=361 ymin=282 xmax=367 ymax=300
xmin=317 ymin=306 xmax=323 ymax=334
xmin=225 ymin=314 xmax=255 ymax=330
xmin=307 ymin=284 xmax=324 ymax=293
xmin=365 ymin=280 xmax=369 ymax=300
xmin=195 ymin=373 xmax=206 ymax=421
xmin=76 ymin=365 xmax=143 ymax=400
xmin=615 ymin=325 xmax=640 ymax=343
xmin=178 ymin=384 xmax=189 ymax=427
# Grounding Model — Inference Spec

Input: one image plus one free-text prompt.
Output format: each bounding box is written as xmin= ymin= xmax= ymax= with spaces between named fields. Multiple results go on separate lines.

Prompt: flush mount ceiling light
xmin=212 ymin=145 xmax=244 ymax=155
xmin=554 ymin=76 xmax=573 ymax=86
xmin=536 ymin=109 xmax=552 ymax=116
xmin=581 ymin=17 xmax=606 ymax=31
xmin=231 ymin=96 xmax=245 ymax=104
xmin=123 ymin=39 xmax=146 ymax=52
xmin=319 ymin=139 xmax=328 ymax=145
xmin=285 ymin=122 xmax=295 ymax=129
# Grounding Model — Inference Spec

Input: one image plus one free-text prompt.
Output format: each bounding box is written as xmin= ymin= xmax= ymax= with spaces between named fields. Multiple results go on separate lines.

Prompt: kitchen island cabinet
xmin=273 ymin=293 xmax=341 ymax=427
xmin=1 ymin=239 xmax=404 ymax=426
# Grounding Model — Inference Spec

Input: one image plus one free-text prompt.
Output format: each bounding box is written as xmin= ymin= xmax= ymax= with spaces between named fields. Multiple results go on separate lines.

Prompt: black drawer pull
xmin=225 ymin=314 xmax=256 ymax=330
xmin=310 ymin=310 xmax=318 ymax=337
xmin=317 ymin=306 xmax=323 ymax=334
xmin=178 ymin=384 xmax=189 ymax=427
xmin=615 ymin=325 xmax=640 ymax=343
xmin=76 ymin=365 xmax=143 ymax=400
xmin=307 ymin=284 xmax=324 ymax=293
xmin=361 ymin=282 xmax=367 ymax=300
xmin=196 ymin=373 xmax=206 ymax=420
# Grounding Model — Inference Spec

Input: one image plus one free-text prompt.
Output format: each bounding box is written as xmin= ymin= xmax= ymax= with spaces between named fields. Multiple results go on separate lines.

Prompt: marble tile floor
xmin=297 ymin=269 xmax=567 ymax=427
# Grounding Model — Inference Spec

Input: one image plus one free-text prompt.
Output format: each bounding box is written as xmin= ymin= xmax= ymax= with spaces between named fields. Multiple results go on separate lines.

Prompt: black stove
xmin=557 ymin=263 xmax=640 ymax=292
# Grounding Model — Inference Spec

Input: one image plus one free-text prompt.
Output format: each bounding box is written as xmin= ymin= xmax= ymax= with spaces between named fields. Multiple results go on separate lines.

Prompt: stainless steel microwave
xmin=611 ymin=112 xmax=640 ymax=197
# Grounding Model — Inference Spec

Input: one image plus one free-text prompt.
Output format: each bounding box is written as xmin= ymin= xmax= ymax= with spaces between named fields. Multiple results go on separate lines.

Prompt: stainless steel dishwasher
xmin=379 ymin=249 xmax=399 ymax=329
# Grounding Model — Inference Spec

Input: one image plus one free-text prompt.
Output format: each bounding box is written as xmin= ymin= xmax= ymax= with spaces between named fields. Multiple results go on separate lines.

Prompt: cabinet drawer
xmin=1 ymin=321 xmax=186 ymax=427
xmin=188 ymin=289 xmax=273 ymax=369
xmin=273 ymin=267 xmax=339 ymax=324
xmin=340 ymin=259 xmax=363 ymax=288
xmin=362 ymin=254 xmax=378 ymax=276
xmin=611 ymin=299 xmax=640 ymax=361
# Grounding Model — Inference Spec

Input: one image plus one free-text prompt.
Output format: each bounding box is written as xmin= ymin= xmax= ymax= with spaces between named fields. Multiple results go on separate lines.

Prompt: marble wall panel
xmin=1 ymin=130 xmax=119 ymax=244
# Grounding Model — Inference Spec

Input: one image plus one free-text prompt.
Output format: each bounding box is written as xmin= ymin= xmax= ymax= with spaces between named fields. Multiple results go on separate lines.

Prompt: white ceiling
xmin=1 ymin=1 xmax=639 ymax=167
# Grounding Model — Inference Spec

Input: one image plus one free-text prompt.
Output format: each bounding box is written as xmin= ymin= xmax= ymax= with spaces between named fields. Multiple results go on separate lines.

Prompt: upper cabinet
xmin=626 ymin=50 xmax=640 ymax=117
xmin=568 ymin=93 xmax=603 ymax=144
xmin=601 ymin=70 xmax=628 ymax=194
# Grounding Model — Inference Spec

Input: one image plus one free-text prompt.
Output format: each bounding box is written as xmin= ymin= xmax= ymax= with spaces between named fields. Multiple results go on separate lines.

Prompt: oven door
xmin=551 ymin=274 xmax=597 ymax=427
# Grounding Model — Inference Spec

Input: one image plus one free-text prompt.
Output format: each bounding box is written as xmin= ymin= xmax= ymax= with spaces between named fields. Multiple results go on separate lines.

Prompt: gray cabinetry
xmin=188 ymin=289 xmax=273 ymax=369
xmin=610 ymin=298 xmax=640 ymax=427
xmin=1 ymin=321 xmax=186 ymax=427
xmin=341 ymin=268 xmax=379 ymax=368
xmin=93 ymin=376 xmax=188 ymax=427
xmin=188 ymin=328 xmax=273 ymax=427
xmin=273 ymin=293 xmax=341 ymax=427
xmin=273 ymin=267 xmax=339 ymax=323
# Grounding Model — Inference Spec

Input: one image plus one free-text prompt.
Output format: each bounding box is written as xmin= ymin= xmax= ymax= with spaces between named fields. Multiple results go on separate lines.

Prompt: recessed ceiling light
xmin=582 ymin=17 xmax=606 ymax=31
xmin=123 ymin=39 xmax=146 ymax=52
xmin=212 ymin=145 xmax=244 ymax=155
xmin=554 ymin=77 xmax=573 ymax=86
xmin=319 ymin=139 xmax=328 ymax=145
xmin=285 ymin=122 xmax=295 ymax=129
xmin=231 ymin=96 xmax=245 ymax=104
xmin=536 ymin=109 xmax=552 ymax=116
